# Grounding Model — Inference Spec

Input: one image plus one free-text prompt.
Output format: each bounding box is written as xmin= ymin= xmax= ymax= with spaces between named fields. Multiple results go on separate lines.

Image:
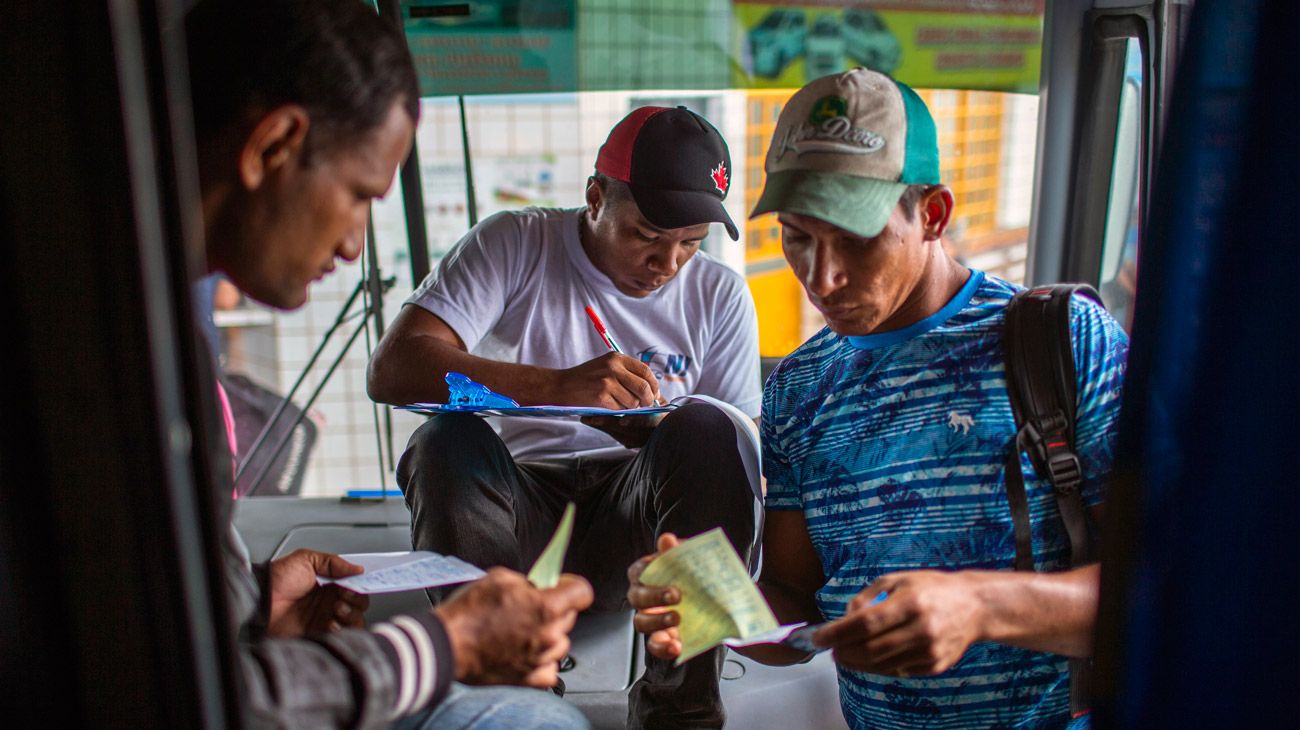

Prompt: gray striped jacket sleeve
xmin=229 ymin=546 xmax=454 ymax=728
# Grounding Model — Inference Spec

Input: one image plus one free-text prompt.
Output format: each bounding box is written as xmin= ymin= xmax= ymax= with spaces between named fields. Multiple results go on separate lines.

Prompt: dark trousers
xmin=396 ymin=403 xmax=758 ymax=729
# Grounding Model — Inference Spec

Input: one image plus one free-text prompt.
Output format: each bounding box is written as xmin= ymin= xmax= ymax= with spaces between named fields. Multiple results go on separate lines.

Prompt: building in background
xmin=743 ymin=90 xmax=811 ymax=359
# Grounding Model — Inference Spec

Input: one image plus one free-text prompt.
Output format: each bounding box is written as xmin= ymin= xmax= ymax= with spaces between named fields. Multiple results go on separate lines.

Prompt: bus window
xmin=1099 ymin=39 xmax=1144 ymax=331
xmin=214 ymin=1 xmax=1048 ymax=497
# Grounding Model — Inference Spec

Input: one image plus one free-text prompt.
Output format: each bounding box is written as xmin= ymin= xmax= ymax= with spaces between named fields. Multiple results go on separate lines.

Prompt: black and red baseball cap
xmin=595 ymin=106 xmax=739 ymax=240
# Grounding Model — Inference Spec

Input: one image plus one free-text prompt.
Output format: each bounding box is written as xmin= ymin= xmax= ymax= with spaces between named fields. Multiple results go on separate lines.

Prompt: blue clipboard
xmin=395 ymin=372 xmax=676 ymax=418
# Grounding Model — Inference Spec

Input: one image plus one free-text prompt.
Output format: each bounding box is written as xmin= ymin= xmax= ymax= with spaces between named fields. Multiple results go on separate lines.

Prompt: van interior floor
xmin=234 ymin=496 xmax=849 ymax=729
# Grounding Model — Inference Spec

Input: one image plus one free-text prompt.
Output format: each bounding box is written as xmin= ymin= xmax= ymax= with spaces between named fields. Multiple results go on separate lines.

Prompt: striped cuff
xmin=373 ymin=612 xmax=454 ymax=719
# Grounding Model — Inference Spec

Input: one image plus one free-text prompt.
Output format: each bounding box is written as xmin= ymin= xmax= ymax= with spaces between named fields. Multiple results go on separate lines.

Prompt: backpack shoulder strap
xmin=1002 ymin=284 xmax=1101 ymax=571
xmin=1003 ymin=284 xmax=1102 ymax=720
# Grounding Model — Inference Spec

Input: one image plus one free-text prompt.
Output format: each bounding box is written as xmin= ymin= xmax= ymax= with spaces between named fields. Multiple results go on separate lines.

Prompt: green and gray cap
xmin=750 ymin=68 xmax=940 ymax=238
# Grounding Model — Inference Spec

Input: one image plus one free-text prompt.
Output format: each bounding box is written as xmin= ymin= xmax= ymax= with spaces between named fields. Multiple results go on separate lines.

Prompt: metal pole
xmin=459 ymin=94 xmax=478 ymax=228
xmin=364 ymin=213 xmax=392 ymax=485
xmin=242 ymin=313 xmax=373 ymax=497
xmin=233 ymin=279 xmax=365 ymax=485
xmin=399 ymin=138 xmax=433 ymax=286
xmin=374 ymin=0 xmax=434 ymax=286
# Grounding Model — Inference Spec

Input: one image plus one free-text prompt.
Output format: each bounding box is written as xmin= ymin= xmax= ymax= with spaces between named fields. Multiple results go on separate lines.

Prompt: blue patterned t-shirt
xmin=762 ymin=271 xmax=1128 ymax=729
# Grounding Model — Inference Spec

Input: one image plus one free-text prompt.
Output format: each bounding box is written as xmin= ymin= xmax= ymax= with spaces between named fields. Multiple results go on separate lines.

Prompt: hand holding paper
xmin=433 ymin=509 xmax=586 ymax=689
xmin=434 ymin=568 xmax=593 ymax=688
xmin=636 ymin=528 xmax=804 ymax=664
xmin=320 ymin=505 xmax=579 ymax=595
xmin=268 ymin=549 xmax=371 ymax=638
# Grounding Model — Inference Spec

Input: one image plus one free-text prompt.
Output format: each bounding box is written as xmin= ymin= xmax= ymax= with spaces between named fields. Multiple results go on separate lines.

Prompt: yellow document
xmin=527 ymin=502 xmax=575 ymax=589
xmin=639 ymin=528 xmax=778 ymax=664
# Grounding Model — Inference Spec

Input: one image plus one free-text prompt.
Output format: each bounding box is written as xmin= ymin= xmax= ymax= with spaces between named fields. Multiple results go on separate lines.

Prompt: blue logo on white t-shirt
xmin=637 ymin=347 xmax=692 ymax=382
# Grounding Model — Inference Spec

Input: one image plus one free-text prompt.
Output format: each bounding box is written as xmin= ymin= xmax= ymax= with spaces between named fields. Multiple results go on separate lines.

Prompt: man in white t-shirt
xmin=368 ymin=107 xmax=761 ymax=729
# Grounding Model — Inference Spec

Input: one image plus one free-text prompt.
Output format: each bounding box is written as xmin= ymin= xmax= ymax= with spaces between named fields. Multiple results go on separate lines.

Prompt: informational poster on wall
xmin=402 ymin=0 xmax=577 ymax=96
xmin=576 ymin=0 xmax=734 ymax=92
xmin=420 ymin=153 xmax=563 ymax=260
xmin=732 ymin=0 xmax=1043 ymax=93
xmin=399 ymin=1 xmax=1042 ymax=97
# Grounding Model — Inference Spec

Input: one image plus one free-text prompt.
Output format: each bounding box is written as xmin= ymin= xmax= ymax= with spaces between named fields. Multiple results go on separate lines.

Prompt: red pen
xmin=584 ymin=305 xmax=624 ymax=354
xmin=584 ymin=305 xmax=664 ymax=406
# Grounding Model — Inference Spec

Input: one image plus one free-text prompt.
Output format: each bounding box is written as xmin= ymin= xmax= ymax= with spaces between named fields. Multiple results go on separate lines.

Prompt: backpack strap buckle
xmin=1017 ymin=410 xmax=1082 ymax=493
xmin=1045 ymin=451 xmax=1083 ymax=494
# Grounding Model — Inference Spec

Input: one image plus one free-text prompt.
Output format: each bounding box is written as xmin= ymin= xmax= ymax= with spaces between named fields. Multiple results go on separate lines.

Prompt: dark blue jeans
xmin=396 ymin=403 xmax=758 ymax=729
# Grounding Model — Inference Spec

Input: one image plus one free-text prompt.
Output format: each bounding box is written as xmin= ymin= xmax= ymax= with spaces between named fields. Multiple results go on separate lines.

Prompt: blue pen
xmin=782 ymin=591 xmax=889 ymax=654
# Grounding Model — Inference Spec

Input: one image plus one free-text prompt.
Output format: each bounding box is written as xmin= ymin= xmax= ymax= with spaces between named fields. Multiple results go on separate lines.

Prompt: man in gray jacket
xmin=186 ymin=1 xmax=593 ymax=727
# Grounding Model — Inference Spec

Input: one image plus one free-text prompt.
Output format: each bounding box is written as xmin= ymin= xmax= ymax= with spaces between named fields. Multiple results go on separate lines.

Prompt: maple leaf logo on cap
xmin=711 ymin=161 xmax=729 ymax=195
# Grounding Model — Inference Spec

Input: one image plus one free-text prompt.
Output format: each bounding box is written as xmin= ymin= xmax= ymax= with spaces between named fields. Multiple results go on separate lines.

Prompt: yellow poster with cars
xmin=733 ymin=1 xmax=1043 ymax=93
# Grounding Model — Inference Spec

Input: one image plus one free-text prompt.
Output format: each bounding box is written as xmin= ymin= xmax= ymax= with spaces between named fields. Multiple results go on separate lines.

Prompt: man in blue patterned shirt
xmin=627 ymin=69 xmax=1128 ymax=728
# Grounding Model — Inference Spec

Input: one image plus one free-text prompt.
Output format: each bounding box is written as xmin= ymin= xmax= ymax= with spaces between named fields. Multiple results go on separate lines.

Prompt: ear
xmin=919 ymin=185 xmax=955 ymax=241
xmin=238 ymin=105 xmax=310 ymax=190
xmin=585 ymin=176 xmax=604 ymax=219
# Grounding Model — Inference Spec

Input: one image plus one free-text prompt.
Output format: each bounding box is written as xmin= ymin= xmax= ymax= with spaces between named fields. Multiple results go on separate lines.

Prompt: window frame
xmin=1028 ymin=0 xmax=1191 ymax=287
xmin=1062 ymin=11 xmax=1152 ymax=285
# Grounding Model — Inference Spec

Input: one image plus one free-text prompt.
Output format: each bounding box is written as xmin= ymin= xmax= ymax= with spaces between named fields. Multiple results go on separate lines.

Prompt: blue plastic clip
xmin=445 ymin=372 xmax=520 ymax=408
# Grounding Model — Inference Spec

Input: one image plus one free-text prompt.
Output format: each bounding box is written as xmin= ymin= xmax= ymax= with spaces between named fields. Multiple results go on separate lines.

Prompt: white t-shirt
xmin=406 ymin=207 xmax=761 ymax=461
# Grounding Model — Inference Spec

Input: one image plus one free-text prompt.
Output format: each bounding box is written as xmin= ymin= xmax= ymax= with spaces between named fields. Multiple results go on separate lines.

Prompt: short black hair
xmin=591 ymin=172 xmax=633 ymax=207
xmin=186 ymin=0 xmax=420 ymax=158
xmin=897 ymin=184 xmax=932 ymax=222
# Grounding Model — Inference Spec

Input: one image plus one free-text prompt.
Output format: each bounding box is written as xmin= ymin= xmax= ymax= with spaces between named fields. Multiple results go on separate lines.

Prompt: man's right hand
xmin=433 ymin=568 xmax=594 ymax=688
xmin=550 ymin=352 xmax=661 ymax=409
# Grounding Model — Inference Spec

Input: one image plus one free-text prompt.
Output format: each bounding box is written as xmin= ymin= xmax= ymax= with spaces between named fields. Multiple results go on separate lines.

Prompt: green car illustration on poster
xmin=843 ymin=7 xmax=900 ymax=74
xmin=804 ymin=14 xmax=846 ymax=79
xmin=748 ymin=9 xmax=807 ymax=79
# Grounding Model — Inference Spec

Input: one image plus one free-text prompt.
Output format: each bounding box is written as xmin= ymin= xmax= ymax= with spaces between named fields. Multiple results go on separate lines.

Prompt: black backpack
xmin=1002 ymin=283 xmax=1102 ymax=718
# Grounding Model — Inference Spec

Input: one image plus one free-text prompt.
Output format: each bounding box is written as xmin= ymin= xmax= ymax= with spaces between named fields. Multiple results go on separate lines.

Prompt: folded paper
xmin=639 ymin=528 xmax=780 ymax=664
xmin=317 ymin=551 xmax=485 ymax=594
xmin=527 ymin=502 xmax=575 ymax=589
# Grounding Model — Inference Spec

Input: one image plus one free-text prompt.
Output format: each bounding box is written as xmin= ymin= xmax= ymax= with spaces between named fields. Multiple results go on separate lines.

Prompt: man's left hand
xmin=812 ymin=570 xmax=984 ymax=677
xmin=580 ymin=413 xmax=666 ymax=449
xmin=626 ymin=533 xmax=684 ymax=662
xmin=267 ymin=549 xmax=370 ymax=638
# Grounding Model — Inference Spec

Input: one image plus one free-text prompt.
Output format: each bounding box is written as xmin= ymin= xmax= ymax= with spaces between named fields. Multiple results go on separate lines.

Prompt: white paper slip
xmin=722 ymin=622 xmax=809 ymax=649
xmin=317 ymin=551 xmax=486 ymax=594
